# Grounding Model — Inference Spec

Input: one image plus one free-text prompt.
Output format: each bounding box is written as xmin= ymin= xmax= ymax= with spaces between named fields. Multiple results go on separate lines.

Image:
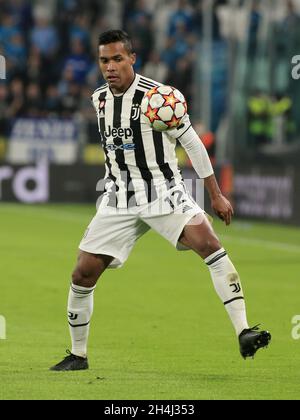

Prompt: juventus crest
xmin=131 ymin=103 xmax=141 ymax=121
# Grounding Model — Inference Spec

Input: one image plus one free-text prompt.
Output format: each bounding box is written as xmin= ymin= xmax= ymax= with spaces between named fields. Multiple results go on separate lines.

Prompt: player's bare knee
xmin=72 ymin=265 xmax=101 ymax=287
xmin=72 ymin=253 xmax=112 ymax=287
xmin=72 ymin=268 xmax=96 ymax=287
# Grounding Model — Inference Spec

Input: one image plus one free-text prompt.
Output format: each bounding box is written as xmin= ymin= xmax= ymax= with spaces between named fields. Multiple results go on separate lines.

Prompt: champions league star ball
xmin=141 ymin=85 xmax=187 ymax=132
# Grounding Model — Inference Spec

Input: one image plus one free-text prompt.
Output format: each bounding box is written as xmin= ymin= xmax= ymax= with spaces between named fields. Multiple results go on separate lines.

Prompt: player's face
xmin=99 ymin=42 xmax=136 ymax=94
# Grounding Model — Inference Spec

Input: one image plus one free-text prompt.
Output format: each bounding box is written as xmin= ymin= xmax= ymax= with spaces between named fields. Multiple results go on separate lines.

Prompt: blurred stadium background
xmin=1 ymin=0 xmax=300 ymax=401
xmin=1 ymin=0 xmax=300 ymax=223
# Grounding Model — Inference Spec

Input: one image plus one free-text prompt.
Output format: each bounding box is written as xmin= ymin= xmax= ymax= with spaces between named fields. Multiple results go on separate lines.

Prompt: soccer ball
xmin=141 ymin=85 xmax=187 ymax=132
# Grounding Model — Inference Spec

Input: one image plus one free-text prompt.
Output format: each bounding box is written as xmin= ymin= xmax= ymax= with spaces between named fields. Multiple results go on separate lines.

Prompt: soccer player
xmin=50 ymin=30 xmax=271 ymax=371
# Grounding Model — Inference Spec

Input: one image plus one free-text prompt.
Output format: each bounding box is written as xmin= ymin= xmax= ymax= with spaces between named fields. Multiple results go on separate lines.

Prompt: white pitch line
xmin=221 ymin=235 xmax=300 ymax=253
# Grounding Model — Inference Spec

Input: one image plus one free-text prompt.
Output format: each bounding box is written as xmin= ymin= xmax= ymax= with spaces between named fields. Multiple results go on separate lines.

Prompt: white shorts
xmin=79 ymin=182 xmax=204 ymax=268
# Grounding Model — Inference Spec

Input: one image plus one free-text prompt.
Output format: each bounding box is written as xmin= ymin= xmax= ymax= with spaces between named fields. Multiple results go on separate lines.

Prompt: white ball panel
xmin=174 ymin=102 xmax=186 ymax=118
xmin=141 ymin=97 xmax=149 ymax=113
xmin=149 ymin=93 xmax=165 ymax=108
xmin=157 ymin=85 xmax=173 ymax=95
xmin=173 ymin=89 xmax=185 ymax=103
xmin=157 ymin=106 xmax=174 ymax=122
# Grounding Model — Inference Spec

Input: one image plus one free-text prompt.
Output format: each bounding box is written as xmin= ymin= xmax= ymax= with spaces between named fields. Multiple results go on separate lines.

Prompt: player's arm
xmin=204 ymin=174 xmax=234 ymax=225
xmin=167 ymin=115 xmax=234 ymax=225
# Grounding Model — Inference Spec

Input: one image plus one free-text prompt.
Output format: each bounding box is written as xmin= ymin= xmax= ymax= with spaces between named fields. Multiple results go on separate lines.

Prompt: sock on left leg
xmin=205 ymin=248 xmax=249 ymax=336
xmin=67 ymin=283 xmax=95 ymax=358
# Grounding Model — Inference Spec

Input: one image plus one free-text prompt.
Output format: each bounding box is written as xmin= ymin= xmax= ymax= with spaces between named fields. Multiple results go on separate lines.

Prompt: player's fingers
xmin=217 ymin=211 xmax=227 ymax=224
xmin=226 ymin=201 xmax=234 ymax=219
xmin=224 ymin=213 xmax=230 ymax=225
xmin=224 ymin=209 xmax=232 ymax=225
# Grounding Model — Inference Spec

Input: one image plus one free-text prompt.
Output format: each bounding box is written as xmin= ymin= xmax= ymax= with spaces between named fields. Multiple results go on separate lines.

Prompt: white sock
xmin=67 ymin=283 xmax=95 ymax=358
xmin=205 ymin=248 xmax=249 ymax=336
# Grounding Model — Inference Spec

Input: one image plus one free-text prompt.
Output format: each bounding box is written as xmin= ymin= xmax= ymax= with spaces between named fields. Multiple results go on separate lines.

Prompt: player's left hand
xmin=211 ymin=194 xmax=234 ymax=225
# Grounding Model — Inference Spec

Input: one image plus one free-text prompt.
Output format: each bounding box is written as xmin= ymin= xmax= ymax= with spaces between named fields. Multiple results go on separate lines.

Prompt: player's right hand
xmin=211 ymin=194 xmax=234 ymax=226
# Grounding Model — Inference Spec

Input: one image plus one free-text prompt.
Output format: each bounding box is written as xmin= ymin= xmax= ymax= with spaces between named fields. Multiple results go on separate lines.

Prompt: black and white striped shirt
xmin=91 ymin=73 xmax=190 ymax=208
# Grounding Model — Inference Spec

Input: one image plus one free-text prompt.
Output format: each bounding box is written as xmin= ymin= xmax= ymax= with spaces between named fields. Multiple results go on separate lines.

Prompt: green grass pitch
xmin=0 ymin=204 xmax=300 ymax=400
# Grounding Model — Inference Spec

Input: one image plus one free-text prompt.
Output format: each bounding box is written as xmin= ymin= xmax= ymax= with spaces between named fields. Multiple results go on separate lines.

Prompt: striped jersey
xmin=91 ymin=73 xmax=191 ymax=208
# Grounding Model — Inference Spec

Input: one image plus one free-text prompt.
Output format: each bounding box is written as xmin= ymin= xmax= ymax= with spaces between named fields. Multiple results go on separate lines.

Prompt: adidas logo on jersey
xmin=104 ymin=126 xmax=133 ymax=140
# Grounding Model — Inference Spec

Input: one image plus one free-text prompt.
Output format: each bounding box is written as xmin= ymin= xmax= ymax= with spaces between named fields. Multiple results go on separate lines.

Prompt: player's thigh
xmin=180 ymin=214 xmax=221 ymax=259
xmin=79 ymin=206 xmax=150 ymax=269
xmin=142 ymin=182 xmax=205 ymax=250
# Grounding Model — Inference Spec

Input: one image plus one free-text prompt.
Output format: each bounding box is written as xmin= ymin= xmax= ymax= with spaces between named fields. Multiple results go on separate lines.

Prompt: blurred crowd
xmin=1 ymin=0 xmax=300 ymax=150
xmin=0 ymin=0 xmax=228 ymax=138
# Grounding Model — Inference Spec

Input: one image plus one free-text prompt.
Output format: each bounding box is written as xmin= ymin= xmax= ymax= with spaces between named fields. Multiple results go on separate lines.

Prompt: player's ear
xmin=130 ymin=53 xmax=136 ymax=66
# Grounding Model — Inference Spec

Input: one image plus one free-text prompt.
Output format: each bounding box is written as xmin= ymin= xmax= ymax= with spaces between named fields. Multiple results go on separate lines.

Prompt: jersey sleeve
xmin=165 ymin=114 xmax=192 ymax=139
xmin=166 ymin=115 xmax=214 ymax=179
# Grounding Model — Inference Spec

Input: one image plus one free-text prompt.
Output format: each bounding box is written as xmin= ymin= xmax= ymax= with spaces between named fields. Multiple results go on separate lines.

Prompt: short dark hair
xmin=98 ymin=30 xmax=133 ymax=54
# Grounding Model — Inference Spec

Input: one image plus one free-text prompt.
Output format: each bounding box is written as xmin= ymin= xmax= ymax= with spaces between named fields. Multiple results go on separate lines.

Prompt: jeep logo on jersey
xmin=104 ymin=126 xmax=133 ymax=140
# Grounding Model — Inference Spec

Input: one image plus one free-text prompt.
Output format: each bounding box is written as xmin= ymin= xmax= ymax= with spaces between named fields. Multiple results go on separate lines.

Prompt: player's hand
xmin=211 ymin=194 xmax=234 ymax=226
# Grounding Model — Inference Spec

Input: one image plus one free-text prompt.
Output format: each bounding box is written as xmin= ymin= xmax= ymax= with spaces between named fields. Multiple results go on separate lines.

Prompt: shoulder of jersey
xmin=136 ymin=74 xmax=163 ymax=93
xmin=91 ymin=83 xmax=109 ymax=100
